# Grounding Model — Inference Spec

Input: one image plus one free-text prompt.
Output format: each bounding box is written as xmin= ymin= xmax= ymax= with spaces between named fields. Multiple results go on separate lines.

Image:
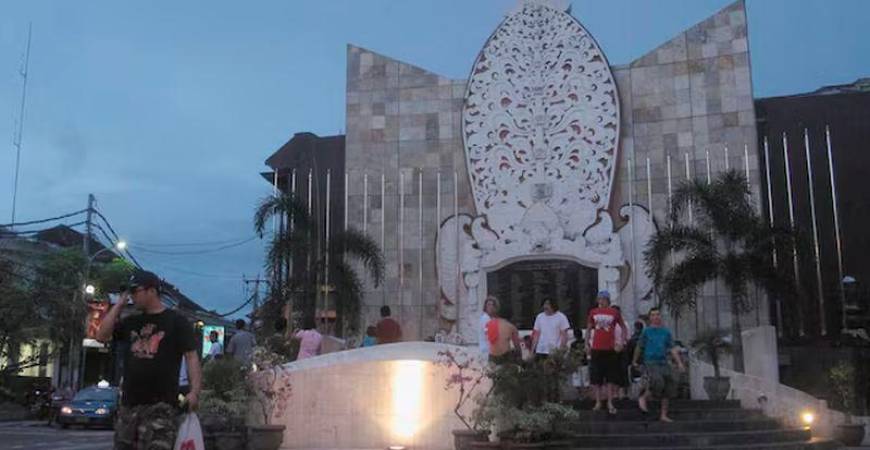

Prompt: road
xmin=0 ymin=421 xmax=113 ymax=450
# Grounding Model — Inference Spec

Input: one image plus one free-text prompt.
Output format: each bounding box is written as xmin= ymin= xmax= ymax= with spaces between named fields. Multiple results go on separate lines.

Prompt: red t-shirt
xmin=376 ymin=318 xmax=402 ymax=344
xmin=587 ymin=307 xmax=625 ymax=351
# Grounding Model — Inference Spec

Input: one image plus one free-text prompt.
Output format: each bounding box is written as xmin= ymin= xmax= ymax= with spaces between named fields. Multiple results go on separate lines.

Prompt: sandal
xmin=607 ymin=404 xmax=618 ymax=415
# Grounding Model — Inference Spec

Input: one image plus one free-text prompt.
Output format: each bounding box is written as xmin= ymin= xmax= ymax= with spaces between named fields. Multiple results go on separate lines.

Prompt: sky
xmin=1 ymin=0 xmax=869 ymax=318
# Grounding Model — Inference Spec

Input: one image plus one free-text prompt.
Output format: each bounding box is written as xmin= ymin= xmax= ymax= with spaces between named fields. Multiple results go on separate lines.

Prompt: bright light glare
xmin=115 ymin=241 xmax=127 ymax=250
xmin=801 ymin=411 xmax=815 ymax=427
xmin=84 ymin=285 xmax=96 ymax=295
xmin=391 ymin=360 xmax=424 ymax=442
xmin=60 ymin=406 xmax=72 ymax=415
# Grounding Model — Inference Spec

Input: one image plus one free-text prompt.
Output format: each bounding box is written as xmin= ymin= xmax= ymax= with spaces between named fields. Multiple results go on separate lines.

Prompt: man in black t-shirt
xmin=97 ymin=269 xmax=202 ymax=450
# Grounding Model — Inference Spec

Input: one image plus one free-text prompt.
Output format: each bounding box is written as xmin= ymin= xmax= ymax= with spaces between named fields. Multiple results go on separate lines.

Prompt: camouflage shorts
xmin=114 ymin=402 xmax=180 ymax=450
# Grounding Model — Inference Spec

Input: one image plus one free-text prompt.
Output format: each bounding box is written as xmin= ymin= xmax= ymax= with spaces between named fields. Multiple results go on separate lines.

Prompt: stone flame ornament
xmin=437 ymin=0 xmax=655 ymax=342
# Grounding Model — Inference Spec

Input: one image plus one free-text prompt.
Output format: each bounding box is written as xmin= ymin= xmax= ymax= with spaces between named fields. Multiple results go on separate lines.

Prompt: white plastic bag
xmin=174 ymin=413 xmax=205 ymax=450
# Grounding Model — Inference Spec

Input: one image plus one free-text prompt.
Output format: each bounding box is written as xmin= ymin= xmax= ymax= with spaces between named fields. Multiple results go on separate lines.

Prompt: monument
xmin=344 ymin=0 xmax=761 ymax=343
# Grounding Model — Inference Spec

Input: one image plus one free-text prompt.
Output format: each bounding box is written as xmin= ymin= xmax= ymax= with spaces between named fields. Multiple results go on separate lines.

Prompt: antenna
xmin=10 ymin=23 xmax=32 ymax=227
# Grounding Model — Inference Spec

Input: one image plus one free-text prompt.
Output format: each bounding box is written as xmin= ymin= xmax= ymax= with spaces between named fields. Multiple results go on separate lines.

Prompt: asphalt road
xmin=0 ymin=421 xmax=113 ymax=450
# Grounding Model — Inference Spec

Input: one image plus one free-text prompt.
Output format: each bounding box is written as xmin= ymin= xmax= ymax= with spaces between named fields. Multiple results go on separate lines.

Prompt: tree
xmin=254 ymin=193 xmax=384 ymax=336
xmin=644 ymin=170 xmax=796 ymax=371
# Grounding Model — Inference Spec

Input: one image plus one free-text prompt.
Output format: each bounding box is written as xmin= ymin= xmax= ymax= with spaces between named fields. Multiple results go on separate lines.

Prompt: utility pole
xmin=75 ymin=194 xmax=95 ymax=389
xmin=10 ymin=23 xmax=32 ymax=226
xmin=243 ymin=276 xmax=268 ymax=328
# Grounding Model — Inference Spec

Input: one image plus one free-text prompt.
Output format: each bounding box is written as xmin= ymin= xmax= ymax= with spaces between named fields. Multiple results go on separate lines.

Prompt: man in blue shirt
xmin=632 ymin=307 xmax=685 ymax=422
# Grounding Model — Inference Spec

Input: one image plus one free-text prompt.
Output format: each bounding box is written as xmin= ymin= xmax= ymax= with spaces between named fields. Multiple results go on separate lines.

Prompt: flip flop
xmin=608 ymin=404 xmax=618 ymax=415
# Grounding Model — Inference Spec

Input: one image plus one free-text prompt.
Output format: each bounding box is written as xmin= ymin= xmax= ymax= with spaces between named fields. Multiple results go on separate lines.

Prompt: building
xmin=263 ymin=0 xmax=763 ymax=344
xmin=756 ymin=79 xmax=870 ymax=339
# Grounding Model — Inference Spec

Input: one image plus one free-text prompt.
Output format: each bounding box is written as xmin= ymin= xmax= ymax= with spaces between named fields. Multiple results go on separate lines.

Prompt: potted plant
xmin=247 ymin=346 xmax=291 ymax=450
xmin=437 ymin=349 xmax=491 ymax=450
xmin=691 ymin=329 xmax=733 ymax=401
xmin=199 ymin=358 xmax=248 ymax=450
xmin=473 ymin=398 xmax=576 ymax=450
xmin=829 ymin=362 xmax=864 ymax=446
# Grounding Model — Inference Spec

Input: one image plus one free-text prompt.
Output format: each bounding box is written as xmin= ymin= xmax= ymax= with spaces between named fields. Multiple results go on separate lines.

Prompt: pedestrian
xmin=627 ymin=320 xmax=646 ymax=398
xmin=206 ymin=330 xmax=223 ymax=361
xmin=375 ymin=305 xmax=402 ymax=344
xmin=632 ymin=307 xmax=685 ymax=422
xmin=479 ymin=296 xmax=498 ymax=356
xmin=530 ymin=298 xmax=571 ymax=359
xmin=586 ymin=290 xmax=627 ymax=414
xmin=484 ymin=303 xmax=522 ymax=364
xmin=226 ymin=319 xmax=256 ymax=367
xmin=96 ymin=269 xmax=201 ymax=450
xmin=612 ymin=305 xmax=630 ymax=400
xmin=294 ymin=316 xmax=323 ymax=360
xmin=531 ymin=298 xmax=571 ymax=402
xmin=361 ymin=326 xmax=378 ymax=347
xmin=520 ymin=335 xmax=534 ymax=361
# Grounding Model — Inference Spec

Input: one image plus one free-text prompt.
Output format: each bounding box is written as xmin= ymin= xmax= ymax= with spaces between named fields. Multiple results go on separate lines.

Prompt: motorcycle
xmin=27 ymin=387 xmax=52 ymax=420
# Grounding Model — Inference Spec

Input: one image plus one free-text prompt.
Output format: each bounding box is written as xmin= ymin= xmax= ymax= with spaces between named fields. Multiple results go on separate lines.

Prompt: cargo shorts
xmin=114 ymin=402 xmax=180 ymax=450
xmin=644 ymin=362 xmax=678 ymax=399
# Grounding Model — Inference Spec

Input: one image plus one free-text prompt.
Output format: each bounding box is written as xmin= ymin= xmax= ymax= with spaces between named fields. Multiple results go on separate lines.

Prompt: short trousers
xmin=114 ymin=402 xmax=180 ymax=450
xmin=589 ymin=350 xmax=620 ymax=385
xmin=644 ymin=362 xmax=678 ymax=399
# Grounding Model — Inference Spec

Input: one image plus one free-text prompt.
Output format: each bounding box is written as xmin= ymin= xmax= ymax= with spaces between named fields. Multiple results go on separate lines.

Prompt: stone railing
xmin=688 ymin=355 xmax=866 ymax=441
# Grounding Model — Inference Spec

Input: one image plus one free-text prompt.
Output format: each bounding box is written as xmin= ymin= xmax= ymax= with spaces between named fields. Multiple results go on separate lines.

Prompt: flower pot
xmin=470 ymin=442 xmax=503 ymax=450
xmin=703 ymin=376 xmax=730 ymax=401
xmin=206 ymin=431 xmax=246 ymax=450
xmin=247 ymin=424 xmax=286 ymax=450
xmin=835 ymin=424 xmax=865 ymax=446
xmin=453 ymin=429 xmax=490 ymax=450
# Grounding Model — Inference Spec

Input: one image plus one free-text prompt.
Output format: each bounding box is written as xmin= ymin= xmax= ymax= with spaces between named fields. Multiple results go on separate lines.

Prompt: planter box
xmin=247 ymin=424 xmax=286 ymax=450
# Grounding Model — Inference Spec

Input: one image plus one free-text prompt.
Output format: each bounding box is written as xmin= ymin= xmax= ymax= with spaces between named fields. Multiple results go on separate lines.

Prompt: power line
xmin=90 ymin=209 xmax=143 ymax=268
xmin=134 ymin=235 xmax=266 ymax=248
xmin=130 ymin=237 xmax=257 ymax=256
xmin=214 ymin=293 xmax=256 ymax=317
xmin=0 ymin=221 xmax=86 ymax=236
xmin=0 ymin=209 xmax=87 ymax=228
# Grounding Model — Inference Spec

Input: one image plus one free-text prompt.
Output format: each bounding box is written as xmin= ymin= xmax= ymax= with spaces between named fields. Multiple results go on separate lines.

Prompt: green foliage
xmin=200 ymin=357 xmax=250 ymax=431
xmin=253 ymin=193 xmax=385 ymax=336
xmin=644 ymin=170 xmax=798 ymax=367
xmin=690 ymin=329 xmax=733 ymax=378
xmin=476 ymin=395 xmax=578 ymax=443
xmin=828 ymin=362 xmax=856 ymax=421
xmin=92 ymin=257 xmax=135 ymax=295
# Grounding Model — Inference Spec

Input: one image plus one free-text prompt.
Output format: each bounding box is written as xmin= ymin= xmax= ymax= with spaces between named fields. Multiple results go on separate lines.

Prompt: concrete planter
xmin=453 ymin=429 xmax=489 ymax=450
xmin=247 ymin=424 xmax=285 ymax=450
xmin=835 ymin=424 xmax=864 ymax=446
xmin=703 ymin=376 xmax=731 ymax=401
xmin=204 ymin=431 xmax=246 ymax=450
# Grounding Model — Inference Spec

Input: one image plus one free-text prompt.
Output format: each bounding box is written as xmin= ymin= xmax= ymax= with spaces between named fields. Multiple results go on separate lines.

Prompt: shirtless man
xmin=484 ymin=299 xmax=522 ymax=363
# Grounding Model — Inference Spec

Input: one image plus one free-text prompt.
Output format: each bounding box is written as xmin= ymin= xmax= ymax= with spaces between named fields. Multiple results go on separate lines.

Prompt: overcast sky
xmin=2 ymin=0 xmax=869 ymax=318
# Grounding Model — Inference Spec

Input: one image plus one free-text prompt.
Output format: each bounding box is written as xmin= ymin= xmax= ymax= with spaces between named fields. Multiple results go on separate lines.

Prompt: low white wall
xmin=273 ymin=342 xmax=485 ymax=450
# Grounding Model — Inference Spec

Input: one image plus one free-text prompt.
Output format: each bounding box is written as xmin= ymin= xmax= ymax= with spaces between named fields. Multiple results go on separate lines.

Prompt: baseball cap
xmin=127 ymin=269 xmax=160 ymax=291
xmin=597 ymin=290 xmax=611 ymax=299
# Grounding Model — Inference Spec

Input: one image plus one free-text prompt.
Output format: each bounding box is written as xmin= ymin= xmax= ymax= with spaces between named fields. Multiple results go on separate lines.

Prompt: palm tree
xmin=644 ymin=170 xmax=796 ymax=371
xmin=254 ymin=192 xmax=384 ymax=336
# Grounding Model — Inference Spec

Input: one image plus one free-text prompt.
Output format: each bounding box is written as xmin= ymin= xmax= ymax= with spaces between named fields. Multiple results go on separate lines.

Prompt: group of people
xmin=360 ymin=305 xmax=403 ymax=347
xmin=479 ymin=290 xmax=685 ymax=422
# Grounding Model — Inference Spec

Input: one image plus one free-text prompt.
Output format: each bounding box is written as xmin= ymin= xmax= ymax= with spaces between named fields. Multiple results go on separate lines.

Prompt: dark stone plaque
xmin=486 ymin=260 xmax=597 ymax=330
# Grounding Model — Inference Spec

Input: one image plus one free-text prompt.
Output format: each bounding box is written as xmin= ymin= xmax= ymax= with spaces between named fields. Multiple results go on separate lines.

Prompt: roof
xmin=261 ymin=132 xmax=345 ymax=183
xmin=759 ymin=78 xmax=870 ymax=100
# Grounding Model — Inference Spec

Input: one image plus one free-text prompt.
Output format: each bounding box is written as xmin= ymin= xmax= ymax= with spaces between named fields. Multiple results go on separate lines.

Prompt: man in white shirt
xmin=531 ymin=298 xmax=571 ymax=358
xmin=479 ymin=296 xmax=498 ymax=355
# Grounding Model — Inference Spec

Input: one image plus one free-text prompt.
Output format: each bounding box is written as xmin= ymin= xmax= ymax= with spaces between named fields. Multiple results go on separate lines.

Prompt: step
xmin=571 ymin=408 xmax=765 ymax=422
xmin=551 ymin=437 xmax=842 ymax=450
xmin=571 ymin=399 xmax=743 ymax=410
xmin=559 ymin=418 xmax=782 ymax=434
xmin=564 ymin=428 xmax=812 ymax=447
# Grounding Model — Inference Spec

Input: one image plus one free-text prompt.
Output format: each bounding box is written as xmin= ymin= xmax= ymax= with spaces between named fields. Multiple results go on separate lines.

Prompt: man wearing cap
xmin=97 ymin=269 xmax=202 ymax=450
xmin=586 ymin=290 xmax=627 ymax=414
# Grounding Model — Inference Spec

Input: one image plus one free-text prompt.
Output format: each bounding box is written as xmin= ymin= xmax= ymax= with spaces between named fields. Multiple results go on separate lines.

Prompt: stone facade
xmin=344 ymin=0 xmax=765 ymax=342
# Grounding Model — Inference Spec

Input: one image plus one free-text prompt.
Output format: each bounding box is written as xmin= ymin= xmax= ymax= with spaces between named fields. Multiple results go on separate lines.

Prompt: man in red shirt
xmin=586 ymin=290 xmax=627 ymax=414
xmin=376 ymin=305 xmax=402 ymax=344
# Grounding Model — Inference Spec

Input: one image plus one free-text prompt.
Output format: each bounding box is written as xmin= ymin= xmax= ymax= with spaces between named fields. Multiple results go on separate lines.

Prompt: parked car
xmin=57 ymin=384 xmax=119 ymax=429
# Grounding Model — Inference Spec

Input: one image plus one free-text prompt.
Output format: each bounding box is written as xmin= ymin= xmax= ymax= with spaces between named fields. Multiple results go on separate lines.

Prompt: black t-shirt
xmin=114 ymin=309 xmax=196 ymax=406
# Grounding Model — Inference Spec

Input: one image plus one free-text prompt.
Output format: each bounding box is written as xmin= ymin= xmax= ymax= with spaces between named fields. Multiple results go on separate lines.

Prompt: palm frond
xmin=331 ymin=227 xmax=385 ymax=288
xmin=253 ymin=193 xmax=311 ymax=237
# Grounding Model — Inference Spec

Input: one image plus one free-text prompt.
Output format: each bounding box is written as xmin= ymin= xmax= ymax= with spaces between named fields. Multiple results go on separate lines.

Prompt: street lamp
xmin=83 ymin=240 xmax=127 ymax=296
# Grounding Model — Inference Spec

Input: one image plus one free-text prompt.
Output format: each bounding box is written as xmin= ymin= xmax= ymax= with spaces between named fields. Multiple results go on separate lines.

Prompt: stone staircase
xmin=558 ymin=399 xmax=843 ymax=450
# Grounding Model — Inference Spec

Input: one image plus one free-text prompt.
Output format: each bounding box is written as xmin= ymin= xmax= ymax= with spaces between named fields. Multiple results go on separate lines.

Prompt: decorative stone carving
xmin=436 ymin=1 xmax=654 ymax=342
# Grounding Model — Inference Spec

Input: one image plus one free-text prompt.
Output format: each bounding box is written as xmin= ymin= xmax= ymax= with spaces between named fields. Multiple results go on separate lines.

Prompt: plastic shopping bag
xmin=174 ymin=413 xmax=205 ymax=450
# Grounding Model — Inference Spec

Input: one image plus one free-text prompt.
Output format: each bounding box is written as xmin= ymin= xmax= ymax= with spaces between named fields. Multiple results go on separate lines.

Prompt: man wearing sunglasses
xmin=97 ymin=269 xmax=201 ymax=450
